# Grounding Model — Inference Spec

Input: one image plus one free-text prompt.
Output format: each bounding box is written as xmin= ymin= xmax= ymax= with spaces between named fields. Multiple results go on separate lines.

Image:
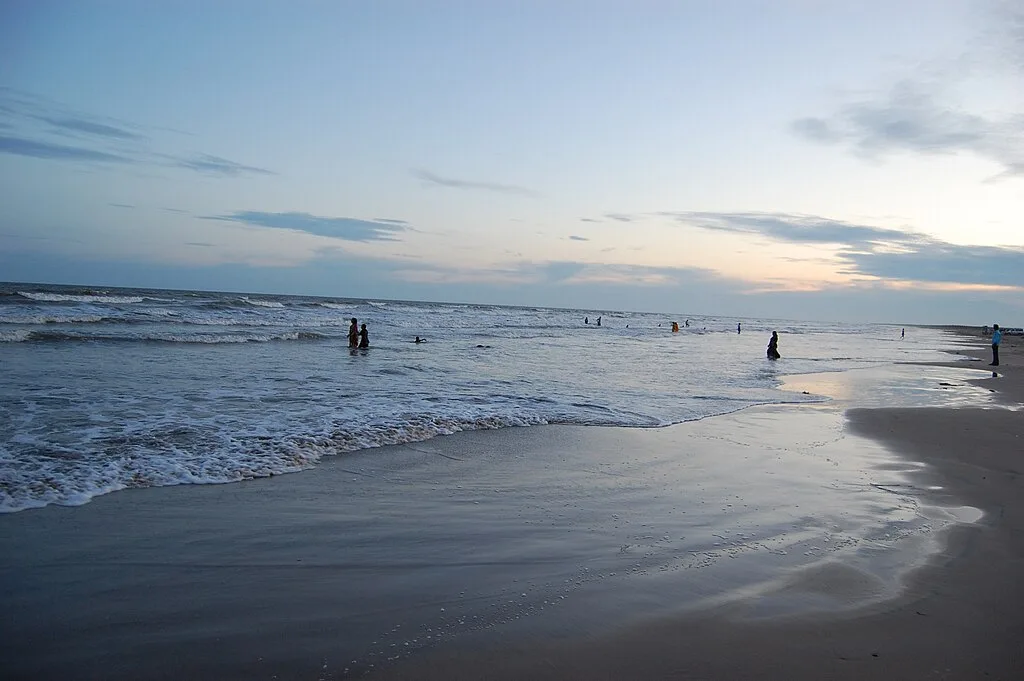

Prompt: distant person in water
xmin=901 ymin=328 xmax=905 ymax=338
xmin=767 ymin=331 xmax=780 ymax=360
xmin=348 ymin=318 xmax=359 ymax=348
xmin=685 ymin=319 xmax=690 ymax=327
xmin=585 ymin=317 xmax=589 ymax=324
xmin=359 ymin=323 xmax=369 ymax=349
xmin=415 ymin=336 xmax=425 ymax=343
xmin=596 ymin=316 xmax=601 ymax=326
xmin=737 ymin=322 xmax=741 ymax=334
xmin=990 ymin=324 xmax=1001 ymax=366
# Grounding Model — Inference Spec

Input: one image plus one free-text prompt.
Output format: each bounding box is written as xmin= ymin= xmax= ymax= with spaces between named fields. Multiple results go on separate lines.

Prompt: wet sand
xmin=1 ymin=331 xmax=1021 ymax=680
xmin=378 ymin=330 xmax=1024 ymax=680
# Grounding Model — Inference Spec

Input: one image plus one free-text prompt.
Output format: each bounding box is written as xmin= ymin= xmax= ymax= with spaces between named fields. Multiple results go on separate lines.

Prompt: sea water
xmin=0 ymin=282 xmax=977 ymax=512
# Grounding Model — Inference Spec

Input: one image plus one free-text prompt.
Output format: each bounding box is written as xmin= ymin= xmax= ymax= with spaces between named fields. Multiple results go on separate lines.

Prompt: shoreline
xmin=375 ymin=329 xmax=1024 ymax=680
xmin=1 ymin=330 xmax=1021 ymax=680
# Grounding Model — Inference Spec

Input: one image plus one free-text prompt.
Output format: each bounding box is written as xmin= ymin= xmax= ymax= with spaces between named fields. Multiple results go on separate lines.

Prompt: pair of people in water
xmin=348 ymin=317 xmax=369 ymax=349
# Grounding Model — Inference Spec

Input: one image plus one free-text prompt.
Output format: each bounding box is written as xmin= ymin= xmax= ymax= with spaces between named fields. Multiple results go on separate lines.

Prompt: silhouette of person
xmin=585 ymin=317 xmax=589 ymax=324
xmin=596 ymin=316 xmax=601 ymax=326
xmin=359 ymin=323 xmax=369 ymax=349
xmin=901 ymin=328 xmax=905 ymax=339
xmin=767 ymin=331 xmax=781 ymax=360
xmin=348 ymin=318 xmax=359 ymax=348
xmin=685 ymin=319 xmax=690 ymax=327
xmin=415 ymin=336 xmax=425 ymax=343
xmin=990 ymin=324 xmax=1001 ymax=366
xmin=737 ymin=322 xmax=741 ymax=334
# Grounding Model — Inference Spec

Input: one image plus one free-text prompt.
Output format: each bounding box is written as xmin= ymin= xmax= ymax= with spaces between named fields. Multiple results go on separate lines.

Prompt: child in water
xmin=359 ymin=323 xmax=369 ymax=349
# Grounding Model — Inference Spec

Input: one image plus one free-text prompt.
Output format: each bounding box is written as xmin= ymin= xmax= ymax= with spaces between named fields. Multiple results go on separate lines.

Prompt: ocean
xmin=0 ymin=282 xmax=971 ymax=513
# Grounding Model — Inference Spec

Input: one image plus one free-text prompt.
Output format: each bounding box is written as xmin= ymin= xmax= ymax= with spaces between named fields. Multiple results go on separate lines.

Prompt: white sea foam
xmin=0 ymin=313 xmax=108 ymax=325
xmin=0 ymin=328 xmax=32 ymax=342
xmin=18 ymin=292 xmax=145 ymax=304
xmin=0 ymin=283 xmax=977 ymax=513
xmin=240 ymin=297 xmax=285 ymax=308
xmin=0 ymin=412 xmax=556 ymax=512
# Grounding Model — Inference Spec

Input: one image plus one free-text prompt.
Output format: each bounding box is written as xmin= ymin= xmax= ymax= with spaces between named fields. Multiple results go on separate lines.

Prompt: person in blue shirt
xmin=990 ymin=324 xmax=1002 ymax=366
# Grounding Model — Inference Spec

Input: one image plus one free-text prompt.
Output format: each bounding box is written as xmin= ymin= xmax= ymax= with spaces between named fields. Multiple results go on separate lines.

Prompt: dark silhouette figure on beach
xmin=990 ymin=324 xmax=1001 ymax=366
xmin=767 ymin=331 xmax=780 ymax=360
xmin=359 ymin=323 xmax=369 ymax=349
xmin=737 ymin=322 xmax=741 ymax=334
xmin=348 ymin=318 xmax=359 ymax=348
xmin=901 ymin=328 xmax=905 ymax=339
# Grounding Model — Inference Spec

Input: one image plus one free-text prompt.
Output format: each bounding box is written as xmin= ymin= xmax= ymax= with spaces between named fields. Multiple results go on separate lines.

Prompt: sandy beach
xmin=375 ymin=330 xmax=1024 ymax=681
xmin=1 ymin=329 xmax=1020 ymax=680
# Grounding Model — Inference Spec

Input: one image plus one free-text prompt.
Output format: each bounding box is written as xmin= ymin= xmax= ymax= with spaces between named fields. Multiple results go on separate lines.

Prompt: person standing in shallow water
xmin=767 ymin=331 xmax=780 ymax=360
xmin=348 ymin=318 xmax=359 ymax=348
xmin=990 ymin=324 xmax=1001 ymax=366
xmin=359 ymin=323 xmax=369 ymax=349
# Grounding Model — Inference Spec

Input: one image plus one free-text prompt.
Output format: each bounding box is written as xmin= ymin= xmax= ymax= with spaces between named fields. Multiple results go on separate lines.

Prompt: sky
xmin=1 ymin=0 xmax=1022 ymax=323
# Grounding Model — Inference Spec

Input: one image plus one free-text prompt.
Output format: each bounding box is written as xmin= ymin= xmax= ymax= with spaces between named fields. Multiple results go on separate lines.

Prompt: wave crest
xmin=18 ymin=292 xmax=146 ymax=304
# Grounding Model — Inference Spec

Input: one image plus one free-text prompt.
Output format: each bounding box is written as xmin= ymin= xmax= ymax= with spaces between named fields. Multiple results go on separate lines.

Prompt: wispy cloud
xmin=569 ymin=235 xmax=589 ymax=241
xmin=109 ymin=203 xmax=135 ymax=209
xmin=793 ymin=65 xmax=1023 ymax=181
xmin=668 ymin=210 xmax=1024 ymax=288
xmin=0 ymin=87 xmax=273 ymax=177
xmin=0 ymin=134 xmax=130 ymax=163
xmin=992 ymin=0 xmax=1024 ymax=73
xmin=37 ymin=115 xmax=145 ymax=141
xmin=663 ymin=211 xmax=919 ymax=247
xmin=411 ymin=168 xmax=539 ymax=197
xmin=175 ymin=154 xmax=274 ymax=176
xmin=604 ymin=213 xmax=635 ymax=222
xmin=204 ymin=211 xmax=409 ymax=242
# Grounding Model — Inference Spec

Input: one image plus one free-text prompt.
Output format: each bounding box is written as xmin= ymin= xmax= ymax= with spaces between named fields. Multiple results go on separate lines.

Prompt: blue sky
xmin=1 ymin=0 xmax=1022 ymax=323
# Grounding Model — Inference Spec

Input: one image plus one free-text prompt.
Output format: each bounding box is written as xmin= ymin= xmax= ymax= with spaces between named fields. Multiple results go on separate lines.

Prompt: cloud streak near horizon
xmin=664 ymin=211 xmax=1024 ymax=289
xmin=203 ymin=211 xmax=410 ymax=242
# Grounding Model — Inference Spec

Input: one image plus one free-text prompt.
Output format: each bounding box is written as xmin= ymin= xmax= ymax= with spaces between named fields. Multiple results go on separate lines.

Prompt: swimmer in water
xmin=767 ymin=331 xmax=780 ymax=360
